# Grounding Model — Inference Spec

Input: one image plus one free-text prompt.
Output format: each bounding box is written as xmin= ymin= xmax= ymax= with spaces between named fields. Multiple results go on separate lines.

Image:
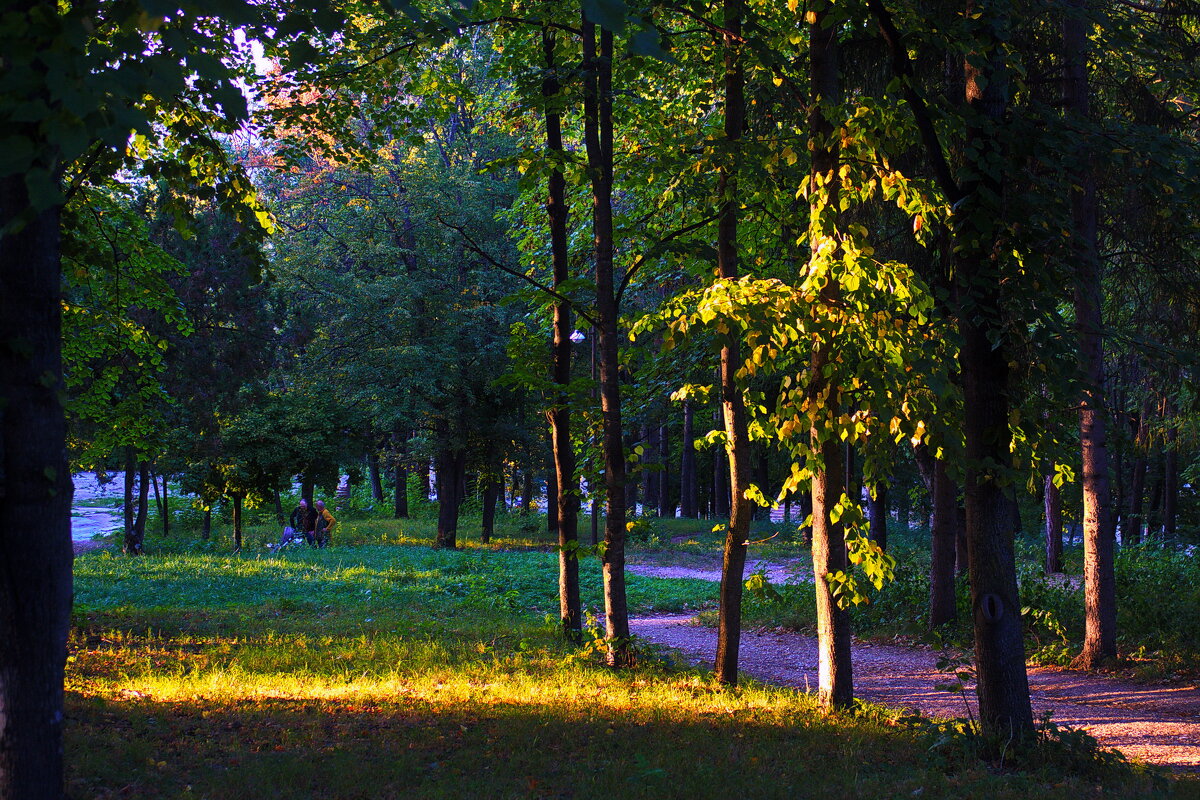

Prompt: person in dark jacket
xmin=289 ymin=498 xmax=318 ymax=546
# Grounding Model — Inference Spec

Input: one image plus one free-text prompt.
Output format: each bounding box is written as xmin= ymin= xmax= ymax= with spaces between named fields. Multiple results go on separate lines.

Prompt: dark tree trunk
xmin=481 ymin=477 xmax=499 ymax=544
xmin=133 ymin=460 xmax=150 ymax=545
xmin=714 ymin=407 xmax=730 ymax=517
xmin=714 ymin=0 xmax=750 ymax=686
xmin=123 ymin=447 xmax=136 ymax=553
xmin=301 ymin=473 xmax=314 ymax=506
xmin=1163 ymin=425 xmax=1178 ymax=540
xmin=808 ymin=5 xmax=853 ymax=709
xmin=273 ymin=488 xmax=284 ymax=526
xmin=547 ymin=455 xmax=560 ymax=534
xmin=0 ymin=174 xmax=72 ymax=800
xmin=954 ymin=1 xmax=1034 ymax=737
xmin=543 ymin=13 xmax=581 ymax=640
xmin=1065 ymin=0 xmax=1116 ymax=668
xmin=1126 ymin=406 xmax=1148 ymax=544
xmin=798 ymin=489 xmax=814 ymax=546
xmin=521 ymin=470 xmax=534 ymax=515
xmin=202 ymin=507 xmax=212 ymax=540
xmin=643 ymin=423 xmax=660 ymax=514
xmin=435 ymin=446 xmax=466 ymax=549
xmin=393 ymin=460 xmax=409 ymax=519
xmin=680 ymin=400 xmax=698 ymax=517
xmin=232 ymin=493 xmax=244 ymax=552
xmin=368 ymin=447 xmax=385 ymax=503
xmin=930 ymin=459 xmax=958 ymax=627
xmin=582 ymin=14 xmax=630 ymax=665
xmin=418 ymin=459 xmax=431 ymax=502
xmin=658 ymin=422 xmax=673 ymax=518
xmin=868 ymin=484 xmax=888 ymax=552
xmin=152 ymin=470 xmax=169 ymax=537
xmin=1044 ymin=474 xmax=1064 ymax=574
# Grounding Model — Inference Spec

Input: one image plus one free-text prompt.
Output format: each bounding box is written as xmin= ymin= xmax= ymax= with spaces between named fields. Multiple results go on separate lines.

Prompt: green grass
xmin=67 ymin=526 xmax=1198 ymax=799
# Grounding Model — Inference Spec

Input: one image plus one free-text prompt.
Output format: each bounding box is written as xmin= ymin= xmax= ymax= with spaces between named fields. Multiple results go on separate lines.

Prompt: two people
xmin=285 ymin=497 xmax=337 ymax=548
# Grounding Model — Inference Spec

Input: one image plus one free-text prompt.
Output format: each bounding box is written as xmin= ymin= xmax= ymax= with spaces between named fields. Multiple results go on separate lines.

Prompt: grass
xmin=68 ymin=515 xmax=1199 ymax=799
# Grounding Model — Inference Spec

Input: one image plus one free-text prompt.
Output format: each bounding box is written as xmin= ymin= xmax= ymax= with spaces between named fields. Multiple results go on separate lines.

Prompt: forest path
xmin=626 ymin=562 xmax=1200 ymax=773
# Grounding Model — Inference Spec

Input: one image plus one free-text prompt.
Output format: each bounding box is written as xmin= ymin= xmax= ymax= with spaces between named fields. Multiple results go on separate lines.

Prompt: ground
xmin=626 ymin=557 xmax=1200 ymax=773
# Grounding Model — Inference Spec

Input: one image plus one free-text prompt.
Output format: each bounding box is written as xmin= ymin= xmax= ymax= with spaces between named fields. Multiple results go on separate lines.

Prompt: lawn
xmin=67 ymin=520 xmax=1199 ymax=799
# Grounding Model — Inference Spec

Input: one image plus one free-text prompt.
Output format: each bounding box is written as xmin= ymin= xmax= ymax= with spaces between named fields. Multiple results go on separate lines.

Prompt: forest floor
xmin=626 ymin=556 xmax=1200 ymax=773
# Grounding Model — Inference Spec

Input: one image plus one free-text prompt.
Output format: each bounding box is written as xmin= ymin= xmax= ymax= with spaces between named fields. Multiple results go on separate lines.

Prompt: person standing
xmin=315 ymin=499 xmax=337 ymax=548
xmin=290 ymin=498 xmax=318 ymax=546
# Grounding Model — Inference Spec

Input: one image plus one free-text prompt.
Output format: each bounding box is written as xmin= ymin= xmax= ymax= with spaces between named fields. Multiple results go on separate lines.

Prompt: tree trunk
xmin=1126 ymin=406 xmax=1148 ymax=544
xmin=714 ymin=407 xmax=730 ymax=517
xmin=1163 ymin=424 xmax=1178 ymax=540
xmin=808 ymin=4 xmax=853 ymax=710
xmin=714 ymin=0 xmax=751 ymax=686
xmin=232 ymin=493 xmax=244 ymax=552
xmin=368 ymin=447 xmax=385 ymax=503
xmin=133 ymin=460 xmax=150 ymax=546
xmin=0 ymin=174 xmax=72 ymax=800
xmin=930 ymin=459 xmax=958 ymax=627
xmin=202 ymin=507 xmax=212 ymax=540
xmin=1066 ymin=0 xmax=1116 ymax=668
xmin=273 ymin=488 xmax=284 ymax=526
xmin=152 ymin=470 xmax=169 ymax=537
xmin=301 ymin=472 xmax=314 ymax=506
xmin=481 ymin=477 xmax=499 ymax=545
xmin=547 ymin=454 xmax=560 ymax=533
xmin=1044 ymin=474 xmax=1064 ymax=574
xmin=544 ymin=14 xmax=582 ymax=640
xmin=658 ymin=422 xmax=673 ymax=518
xmin=680 ymin=400 xmax=698 ymax=517
xmin=435 ymin=446 xmax=465 ymax=549
xmin=955 ymin=1 xmax=1034 ymax=737
xmin=582 ymin=13 xmax=630 ymax=666
xmin=520 ymin=470 xmax=534 ymax=515
xmin=123 ymin=447 xmax=136 ymax=554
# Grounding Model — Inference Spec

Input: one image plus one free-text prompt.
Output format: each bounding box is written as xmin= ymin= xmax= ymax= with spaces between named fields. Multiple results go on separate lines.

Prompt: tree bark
xmin=658 ymin=421 xmax=673 ymax=517
xmin=123 ymin=447 xmax=136 ymax=554
xmin=582 ymin=13 xmax=630 ymax=665
xmin=808 ymin=2 xmax=853 ymax=709
xmin=544 ymin=14 xmax=581 ymax=641
xmin=368 ymin=447 xmax=385 ymax=503
xmin=1044 ymin=474 xmax=1064 ymax=574
xmin=202 ymin=507 xmax=212 ymax=540
xmin=1065 ymin=0 xmax=1116 ymax=668
xmin=714 ymin=0 xmax=751 ymax=686
xmin=1126 ymin=404 xmax=1148 ymax=544
xmin=955 ymin=0 xmax=1034 ymax=738
xmin=232 ymin=493 xmax=243 ymax=552
xmin=435 ymin=445 xmax=465 ymax=549
xmin=713 ymin=406 xmax=730 ymax=517
xmin=930 ymin=459 xmax=958 ymax=627
xmin=134 ymin=460 xmax=150 ymax=546
xmin=0 ymin=173 xmax=72 ymax=800
xmin=481 ymin=477 xmax=499 ymax=544
xmin=680 ymin=400 xmax=698 ymax=517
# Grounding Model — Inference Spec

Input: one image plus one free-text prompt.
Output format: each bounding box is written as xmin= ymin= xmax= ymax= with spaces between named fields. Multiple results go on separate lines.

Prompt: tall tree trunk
xmin=520 ymin=469 xmax=534 ymax=515
xmin=680 ymin=400 xmax=698 ymax=517
xmin=435 ymin=445 xmax=465 ymax=549
xmin=582 ymin=13 xmax=630 ymax=665
xmin=481 ymin=477 xmax=499 ymax=544
xmin=1163 ymin=422 xmax=1178 ymax=540
xmin=808 ymin=2 xmax=853 ymax=709
xmin=368 ymin=447 xmax=385 ymax=503
xmin=714 ymin=0 xmax=751 ymax=686
xmin=1126 ymin=404 xmax=1148 ymax=544
xmin=930 ymin=459 xmax=958 ymax=627
xmin=955 ymin=2 xmax=1034 ymax=735
xmin=1044 ymin=474 xmax=1064 ymax=573
xmin=1066 ymin=0 xmax=1116 ymax=668
xmin=151 ymin=470 xmax=169 ymax=537
xmin=547 ymin=454 xmax=560 ymax=533
xmin=123 ymin=447 xmax=136 ymax=553
xmin=643 ymin=423 xmax=660 ymax=513
xmin=232 ymin=493 xmax=244 ymax=552
xmin=658 ymin=421 xmax=673 ymax=517
xmin=133 ymin=460 xmax=150 ymax=546
xmin=714 ymin=406 xmax=730 ymax=517
xmin=301 ymin=472 xmax=314 ymax=507
xmin=0 ymin=172 xmax=72 ymax=800
xmin=544 ymin=14 xmax=581 ymax=641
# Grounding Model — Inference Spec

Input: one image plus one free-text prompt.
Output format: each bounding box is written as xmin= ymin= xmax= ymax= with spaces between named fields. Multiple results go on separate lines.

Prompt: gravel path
xmin=627 ymin=564 xmax=1200 ymax=773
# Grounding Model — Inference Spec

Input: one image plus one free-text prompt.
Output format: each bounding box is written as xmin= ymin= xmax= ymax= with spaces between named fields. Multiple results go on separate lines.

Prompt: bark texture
xmin=0 ymin=178 xmax=73 ymax=800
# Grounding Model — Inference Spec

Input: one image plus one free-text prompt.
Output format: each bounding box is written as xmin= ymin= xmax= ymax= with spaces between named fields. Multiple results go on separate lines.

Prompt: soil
xmin=627 ymin=560 xmax=1200 ymax=773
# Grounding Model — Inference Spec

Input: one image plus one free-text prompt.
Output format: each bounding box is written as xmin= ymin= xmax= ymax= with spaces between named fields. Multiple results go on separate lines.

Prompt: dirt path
xmin=627 ymin=564 xmax=1200 ymax=773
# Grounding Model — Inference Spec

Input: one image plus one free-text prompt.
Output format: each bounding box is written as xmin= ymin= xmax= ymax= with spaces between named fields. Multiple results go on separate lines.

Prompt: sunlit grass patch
xmin=66 ymin=541 xmax=1197 ymax=799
